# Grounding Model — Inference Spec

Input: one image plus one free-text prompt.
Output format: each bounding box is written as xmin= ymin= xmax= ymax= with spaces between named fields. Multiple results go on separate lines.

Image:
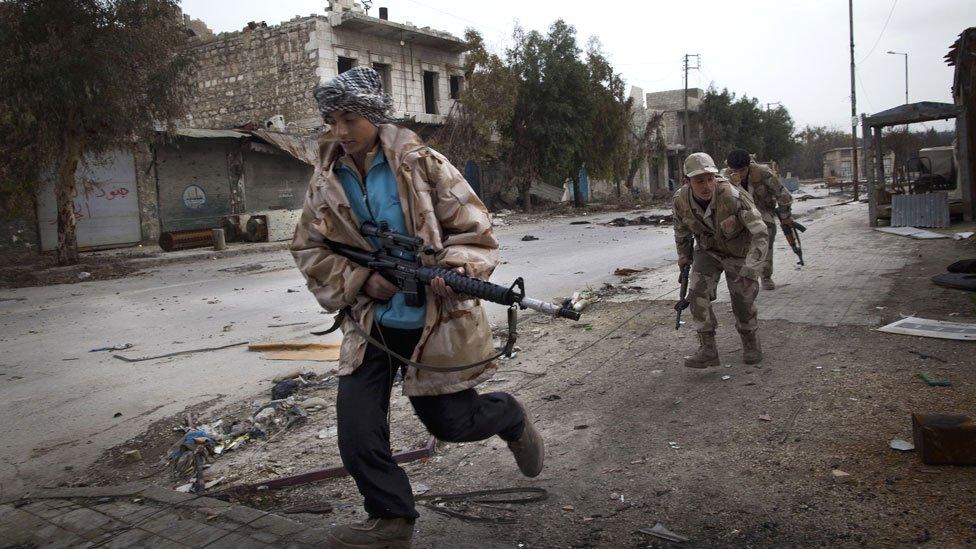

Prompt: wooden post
xmin=862 ymin=116 xmax=877 ymax=226
xmin=957 ymin=110 xmax=974 ymax=222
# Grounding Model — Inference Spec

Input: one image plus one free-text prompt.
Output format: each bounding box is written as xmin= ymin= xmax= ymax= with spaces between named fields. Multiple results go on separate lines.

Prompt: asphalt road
xmin=0 ymin=208 xmax=678 ymax=494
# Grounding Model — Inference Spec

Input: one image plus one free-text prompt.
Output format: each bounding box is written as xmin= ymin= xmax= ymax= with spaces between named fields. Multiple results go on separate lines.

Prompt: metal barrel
xmin=158 ymin=229 xmax=215 ymax=252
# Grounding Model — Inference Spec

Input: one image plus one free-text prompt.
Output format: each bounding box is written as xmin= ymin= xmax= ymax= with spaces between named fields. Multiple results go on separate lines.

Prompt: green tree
xmin=0 ymin=0 xmax=194 ymax=264
xmin=699 ymin=87 xmax=796 ymax=167
xmin=505 ymin=20 xmax=609 ymax=209
xmin=581 ymin=38 xmax=629 ymax=197
xmin=431 ymin=29 xmax=518 ymax=167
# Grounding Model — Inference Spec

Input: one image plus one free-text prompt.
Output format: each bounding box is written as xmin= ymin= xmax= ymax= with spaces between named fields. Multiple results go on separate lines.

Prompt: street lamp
xmin=886 ymin=51 xmax=908 ymax=104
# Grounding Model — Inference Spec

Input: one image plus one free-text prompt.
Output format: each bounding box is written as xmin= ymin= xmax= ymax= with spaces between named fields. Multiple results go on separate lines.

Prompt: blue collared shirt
xmin=336 ymin=147 xmax=427 ymax=329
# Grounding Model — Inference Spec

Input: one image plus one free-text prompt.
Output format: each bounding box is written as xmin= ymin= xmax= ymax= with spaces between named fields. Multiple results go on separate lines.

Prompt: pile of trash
xmin=606 ymin=214 xmax=671 ymax=227
xmin=165 ymin=371 xmax=338 ymax=493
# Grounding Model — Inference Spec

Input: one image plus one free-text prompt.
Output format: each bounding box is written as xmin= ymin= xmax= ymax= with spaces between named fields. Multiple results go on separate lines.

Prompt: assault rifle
xmin=674 ymin=264 xmax=691 ymax=330
xmin=780 ymin=219 xmax=807 ymax=266
xmin=318 ymin=221 xmax=580 ymax=367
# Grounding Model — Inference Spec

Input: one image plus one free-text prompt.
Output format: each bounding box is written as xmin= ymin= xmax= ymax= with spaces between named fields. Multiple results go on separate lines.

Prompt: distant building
xmin=645 ymin=88 xmax=704 ymax=184
xmin=184 ymin=0 xmax=468 ymax=132
xmin=822 ymin=147 xmax=894 ymax=183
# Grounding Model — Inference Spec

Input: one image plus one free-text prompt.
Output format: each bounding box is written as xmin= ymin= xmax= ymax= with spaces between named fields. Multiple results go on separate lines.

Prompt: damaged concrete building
xmin=186 ymin=0 xmax=467 ymax=131
xmin=5 ymin=1 xmax=469 ymax=254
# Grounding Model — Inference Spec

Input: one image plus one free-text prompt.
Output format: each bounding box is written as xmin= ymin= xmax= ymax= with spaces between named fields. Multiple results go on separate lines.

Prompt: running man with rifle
xmin=291 ymin=67 xmax=543 ymax=548
xmin=723 ymin=149 xmax=796 ymax=289
xmin=673 ymin=153 xmax=769 ymax=368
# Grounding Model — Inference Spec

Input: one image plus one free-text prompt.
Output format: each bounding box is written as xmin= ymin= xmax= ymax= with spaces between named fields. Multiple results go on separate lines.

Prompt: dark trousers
xmin=335 ymin=325 xmax=525 ymax=519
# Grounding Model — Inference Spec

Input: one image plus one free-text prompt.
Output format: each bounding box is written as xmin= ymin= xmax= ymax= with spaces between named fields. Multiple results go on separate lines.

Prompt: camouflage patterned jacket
xmin=291 ymin=124 xmax=499 ymax=397
xmin=723 ymin=162 xmax=793 ymax=224
xmin=672 ymin=181 xmax=769 ymax=279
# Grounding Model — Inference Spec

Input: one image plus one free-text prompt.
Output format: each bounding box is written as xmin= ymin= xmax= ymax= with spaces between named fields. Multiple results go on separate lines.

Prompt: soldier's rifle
xmin=674 ymin=264 xmax=691 ymax=330
xmin=317 ymin=221 xmax=580 ymax=369
xmin=780 ymin=219 xmax=807 ymax=266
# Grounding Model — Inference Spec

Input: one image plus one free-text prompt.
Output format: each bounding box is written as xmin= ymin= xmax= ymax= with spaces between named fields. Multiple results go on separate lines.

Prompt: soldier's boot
xmin=327 ymin=517 xmax=414 ymax=549
xmin=761 ymin=277 xmax=776 ymax=290
xmin=684 ymin=332 xmax=720 ymax=369
xmin=740 ymin=330 xmax=763 ymax=365
xmin=507 ymin=401 xmax=544 ymax=477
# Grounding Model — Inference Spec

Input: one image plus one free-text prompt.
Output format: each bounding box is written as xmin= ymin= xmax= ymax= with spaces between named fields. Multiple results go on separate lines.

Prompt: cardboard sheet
xmin=877 ymin=316 xmax=976 ymax=341
xmin=248 ymin=341 xmax=341 ymax=361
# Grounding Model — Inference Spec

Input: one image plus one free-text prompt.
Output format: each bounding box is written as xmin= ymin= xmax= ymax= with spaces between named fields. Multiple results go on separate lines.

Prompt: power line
xmin=857 ymin=0 xmax=899 ymax=64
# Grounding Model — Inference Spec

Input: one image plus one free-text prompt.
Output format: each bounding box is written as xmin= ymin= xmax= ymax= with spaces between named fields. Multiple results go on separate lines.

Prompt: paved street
xmin=0 ymin=206 xmax=683 ymax=496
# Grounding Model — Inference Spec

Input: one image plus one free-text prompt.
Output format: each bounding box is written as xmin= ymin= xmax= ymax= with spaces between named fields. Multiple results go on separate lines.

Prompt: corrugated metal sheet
xmin=176 ymin=128 xmax=248 ymax=139
xmin=36 ymin=150 xmax=142 ymax=251
xmin=155 ymin=140 xmax=234 ymax=232
xmin=891 ymin=192 xmax=951 ymax=228
xmin=250 ymin=129 xmax=321 ymax=166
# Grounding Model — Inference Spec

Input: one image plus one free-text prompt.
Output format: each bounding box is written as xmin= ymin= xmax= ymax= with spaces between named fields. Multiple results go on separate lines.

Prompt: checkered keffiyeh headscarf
xmin=313 ymin=66 xmax=395 ymax=125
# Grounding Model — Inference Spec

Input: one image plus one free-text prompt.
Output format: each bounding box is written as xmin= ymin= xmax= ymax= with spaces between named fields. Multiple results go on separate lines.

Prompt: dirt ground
xmin=77 ymin=234 xmax=976 ymax=547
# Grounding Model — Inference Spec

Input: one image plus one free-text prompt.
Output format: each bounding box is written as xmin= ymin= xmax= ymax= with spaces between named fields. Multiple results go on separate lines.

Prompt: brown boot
xmin=740 ymin=330 xmax=763 ymax=365
xmin=761 ymin=277 xmax=776 ymax=290
xmin=327 ymin=517 xmax=414 ymax=549
xmin=507 ymin=402 xmax=544 ymax=477
xmin=684 ymin=332 xmax=719 ymax=368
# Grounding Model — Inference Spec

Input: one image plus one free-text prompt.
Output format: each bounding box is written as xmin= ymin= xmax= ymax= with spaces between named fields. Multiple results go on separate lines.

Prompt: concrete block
xmin=206 ymin=531 xmax=275 ymax=548
xmin=250 ymin=529 xmax=281 ymax=543
xmin=248 ymin=513 xmax=305 ymax=537
xmin=47 ymin=507 xmax=113 ymax=535
xmin=177 ymin=523 xmax=233 ymax=546
xmin=139 ymin=485 xmax=198 ymax=505
xmin=221 ymin=504 xmax=268 ymax=525
xmin=292 ymin=526 xmax=331 ymax=544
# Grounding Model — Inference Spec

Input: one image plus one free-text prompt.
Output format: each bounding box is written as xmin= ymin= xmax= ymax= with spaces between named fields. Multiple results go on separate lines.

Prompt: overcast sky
xmin=182 ymin=0 xmax=973 ymax=132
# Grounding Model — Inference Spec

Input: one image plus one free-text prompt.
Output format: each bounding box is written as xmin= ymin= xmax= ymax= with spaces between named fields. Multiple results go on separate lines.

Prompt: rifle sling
xmin=313 ymin=307 xmax=516 ymax=373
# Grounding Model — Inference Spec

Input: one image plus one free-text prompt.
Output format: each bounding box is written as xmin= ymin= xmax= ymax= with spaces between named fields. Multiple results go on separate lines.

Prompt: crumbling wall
xmin=186 ymin=17 xmax=322 ymax=130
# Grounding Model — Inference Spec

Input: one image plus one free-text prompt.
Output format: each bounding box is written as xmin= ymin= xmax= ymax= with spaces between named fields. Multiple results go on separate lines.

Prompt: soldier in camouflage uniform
xmin=723 ymin=149 xmax=795 ymax=290
xmin=673 ymin=152 xmax=769 ymax=367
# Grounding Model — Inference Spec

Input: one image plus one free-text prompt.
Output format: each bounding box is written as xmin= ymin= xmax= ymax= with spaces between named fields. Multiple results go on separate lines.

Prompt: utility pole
xmin=849 ymin=0 xmax=859 ymax=200
xmin=682 ymin=53 xmax=700 ymax=168
xmin=887 ymin=51 xmax=909 ymax=104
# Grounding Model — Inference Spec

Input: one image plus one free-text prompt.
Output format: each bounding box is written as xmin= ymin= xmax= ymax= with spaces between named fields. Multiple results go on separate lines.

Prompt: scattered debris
xmin=286 ymin=288 xmax=300 ymax=293
xmin=889 ymin=438 xmax=915 ymax=452
xmin=668 ymin=441 xmax=681 ymax=450
xmin=521 ymin=235 xmax=540 ymax=241
xmin=248 ymin=341 xmax=341 ymax=361
xmin=113 ymin=412 xmax=122 ymax=418
xmin=219 ymin=263 xmax=264 ymax=274
xmin=541 ymin=394 xmax=562 ymax=401
xmin=917 ymin=372 xmax=952 ymax=387
xmin=758 ymin=414 xmax=773 ymax=422
xmin=573 ymin=424 xmax=589 ymax=430
xmin=831 ymin=469 xmax=851 ymax=483
xmin=562 ymin=505 xmax=575 ymax=512
xmin=77 ymin=271 xmax=91 ymax=280
xmin=613 ymin=267 xmax=647 ymax=277
xmin=953 ymin=232 xmax=975 ymax=241
xmin=272 ymin=378 xmax=303 ymax=400
xmin=794 ymin=194 xmax=817 ymax=201
xmin=176 ymin=476 xmax=224 ymax=494
xmin=302 ymin=396 xmax=329 ymax=411
xmin=412 ymin=483 xmax=431 ymax=495
xmin=874 ymin=227 xmax=950 ymax=240
xmin=607 ymin=215 xmax=672 ymax=227
xmin=90 ymin=343 xmax=133 ymax=353
xmin=638 ymin=523 xmax=689 ymax=543
xmin=123 ymin=449 xmax=143 ymax=463
xmin=877 ymin=316 xmax=976 ymax=341
xmin=113 ymin=341 xmax=249 ymax=363
xmin=721 ymin=375 xmax=732 ymax=381
xmin=913 ymin=413 xmax=976 ymax=465
xmin=569 ymin=221 xmax=591 ymax=225
xmin=267 ymin=322 xmax=308 ymax=328
xmin=317 ymin=426 xmax=338 ymax=439
xmin=908 ymin=350 xmax=948 ymax=363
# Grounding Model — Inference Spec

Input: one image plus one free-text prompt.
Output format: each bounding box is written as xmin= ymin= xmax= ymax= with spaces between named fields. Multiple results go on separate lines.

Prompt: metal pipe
xmin=849 ymin=0 xmax=859 ymax=201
